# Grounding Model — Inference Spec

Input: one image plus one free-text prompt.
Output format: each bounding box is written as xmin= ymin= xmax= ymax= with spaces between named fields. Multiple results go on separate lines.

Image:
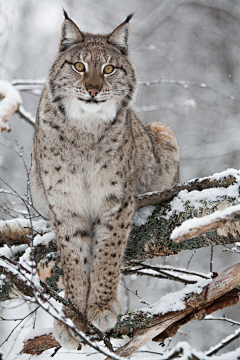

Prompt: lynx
xmin=31 ymin=11 xmax=180 ymax=349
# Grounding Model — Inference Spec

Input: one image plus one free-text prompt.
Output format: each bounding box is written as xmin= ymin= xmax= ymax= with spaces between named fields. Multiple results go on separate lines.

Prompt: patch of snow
xmin=179 ymin=98 xmax=197 ymax=108
xmin=133 ymin=206 xmax=156 ymax=226
xmin=130 ymin=274 xmax=138 ymax=281
xmin=148 ymin=44 xmax=156 ymax=50
xmin=0 ymin=253 xmax=41 ymax=290
xmin=0 ymin=218 xmax=51 ymax=234
xmin=189 ymin=168 xmax=240 ymax=183
xmin=24 ymin=327 xmax=54 ymax=341
xmin=165 ymin=178 xmax=240 ymax=220
xmin=171 ymin=204 xmax=240 ymax=240
xmin=0 ymin=274 xmax=6 ymax=287
xmin=0 ymin=244 xmax=28 ymax=257
xmin=141 ymin=277 xmax=211 ymax=315
xmin=0 ymin=155 xmax=4 ymax=166
xmin=33 ymin=231 xmax=55 ymax=246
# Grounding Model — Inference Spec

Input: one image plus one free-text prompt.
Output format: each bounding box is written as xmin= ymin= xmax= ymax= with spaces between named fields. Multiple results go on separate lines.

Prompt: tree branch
xmin=171 ymin=204 xmax=240 ymax=243
xmin=0 ymin=218 xmax=50 ymax=246
xmin=20 ymin=262 xmax=240 ymax=357
xmin=1 ymin=169 xmax=240 ymax=298
xmin=110 ymin=262 xmax=240 ymax=358
xmin=135 ymin=170 xmax=237 ymax=209
xmin=0 ymin=80 xmax=22 ymax=132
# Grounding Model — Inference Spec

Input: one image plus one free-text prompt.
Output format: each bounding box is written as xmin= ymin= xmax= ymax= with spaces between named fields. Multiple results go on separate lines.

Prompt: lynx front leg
xmin=53 ymin=217 xmax=91 ymax=348
xmin=87 ymin=197 xmax=134 ymax=332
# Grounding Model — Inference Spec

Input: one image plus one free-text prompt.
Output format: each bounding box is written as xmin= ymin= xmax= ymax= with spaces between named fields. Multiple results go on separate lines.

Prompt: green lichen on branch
xmin=45 ymin=255 xmax=64 ymax=291
xmin=112 ymin=310 xmax=154 ymax=338
xmin=0 ymin=276 xmax=13 ymax=301
xmin=0 ymin=264 xmax=35 ymax=299
xmin=32 ymin=240 xmax=57 ymax=265
xmin=124 ymin=195 xmax=240 ymax=266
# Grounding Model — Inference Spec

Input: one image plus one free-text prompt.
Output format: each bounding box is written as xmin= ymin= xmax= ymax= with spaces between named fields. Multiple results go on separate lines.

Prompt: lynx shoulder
xmin=31 ymin=11 xmax=180 ymax=349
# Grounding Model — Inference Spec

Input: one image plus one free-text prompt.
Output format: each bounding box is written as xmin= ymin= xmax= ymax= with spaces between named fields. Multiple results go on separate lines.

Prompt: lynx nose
xmin=86 ymin=84 xmax=101 ymax=97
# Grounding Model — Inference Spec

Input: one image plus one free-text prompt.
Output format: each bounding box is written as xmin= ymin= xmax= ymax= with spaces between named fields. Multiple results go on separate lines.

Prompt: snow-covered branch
xmin=0 ymin=80 xmax=22 ymax=132
xmin=171 ymin=204 xmax=240 ymax=243
xmin=0 ymin=218 xmax=50 ymax=246
xmin=205 ymin=327 xmax=240 ymax=356
xmin=135 ymin=169 xmax=237 ymax=209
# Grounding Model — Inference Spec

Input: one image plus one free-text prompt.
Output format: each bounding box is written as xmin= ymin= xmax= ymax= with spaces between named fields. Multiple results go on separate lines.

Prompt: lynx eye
xmin=103 ymin=65 xmax=115 ymax=74
xmin=74 ymin=62 xmax=85 ymax=72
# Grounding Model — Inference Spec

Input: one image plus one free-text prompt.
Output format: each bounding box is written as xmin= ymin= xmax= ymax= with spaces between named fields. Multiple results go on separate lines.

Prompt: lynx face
xmin=47 ymin=17 xmax=137 ymax=127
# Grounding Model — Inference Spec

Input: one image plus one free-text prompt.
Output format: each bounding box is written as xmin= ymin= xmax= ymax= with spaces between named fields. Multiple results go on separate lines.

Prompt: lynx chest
xmin=39 ymin=125 xmax=131 ymax=217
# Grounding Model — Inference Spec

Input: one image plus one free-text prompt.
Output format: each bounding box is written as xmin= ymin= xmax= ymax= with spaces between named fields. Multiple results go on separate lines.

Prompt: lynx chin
xmin=31 ymin=10 xmax=180 ymax=349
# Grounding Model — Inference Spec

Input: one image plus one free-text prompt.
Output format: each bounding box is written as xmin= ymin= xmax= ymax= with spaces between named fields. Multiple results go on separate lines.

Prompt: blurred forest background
xmin=1 ymin=0 xmax=240 ymax=359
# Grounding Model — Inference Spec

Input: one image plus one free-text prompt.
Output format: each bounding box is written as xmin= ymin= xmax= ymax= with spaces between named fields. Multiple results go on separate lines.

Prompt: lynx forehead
xmin=31 ymin=10 xmax=180 ymax=350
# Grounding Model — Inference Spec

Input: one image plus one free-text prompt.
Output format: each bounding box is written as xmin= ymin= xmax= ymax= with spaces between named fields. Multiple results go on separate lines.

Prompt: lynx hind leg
xmin=144 ymin=122 xmax=180 ymax=188
xmin=87 ymin=300 xmax=122 ymax=333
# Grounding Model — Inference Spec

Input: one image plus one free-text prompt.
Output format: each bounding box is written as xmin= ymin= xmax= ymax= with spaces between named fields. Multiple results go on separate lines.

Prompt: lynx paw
xmin=87 ymin=300 xmax=122 ymax=332
xmin=54 ymin=319 xmax=79 ymax=350
xmin=54 ymin=317 xmax=87 ymax=350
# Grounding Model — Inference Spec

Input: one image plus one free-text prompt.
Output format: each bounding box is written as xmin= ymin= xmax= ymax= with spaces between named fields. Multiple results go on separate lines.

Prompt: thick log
xmin=21 ymin=335 xmax=59 ymax=356
xmin=111 ymin=262 xmax=240 ymax=358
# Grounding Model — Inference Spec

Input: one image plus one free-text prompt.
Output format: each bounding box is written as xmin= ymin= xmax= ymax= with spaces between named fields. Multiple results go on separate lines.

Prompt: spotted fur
xmin=31 ymin=12 xmax=180 ymax=349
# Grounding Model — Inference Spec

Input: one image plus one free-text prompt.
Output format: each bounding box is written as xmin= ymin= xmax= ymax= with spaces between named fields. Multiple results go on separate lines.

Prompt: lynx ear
xmin=107 ymin=14 xmax=134 ymax=55
xmin=59 ymin=9 xmax=84 ymax=52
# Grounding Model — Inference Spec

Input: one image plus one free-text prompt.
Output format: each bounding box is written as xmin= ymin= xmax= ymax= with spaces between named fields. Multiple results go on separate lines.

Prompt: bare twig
xmin=139 ymin=78 xmax=239 ymax=104
xmin=121 ymin=282 xmax=150 ymax=306
xmin=17 ymin=105 xmax=35 ymax=126
xmin=210 ymin=245 xmax=213 ymax=273
xmin=124 ymin=263 xmax=210 ymax=285
xmin=204 ymin=315 xmax=240 ymax=326
xmin=205 ymin=327 xmax=240 ymax=356
xmin=0 ymin=306 xmax=40 ymax=348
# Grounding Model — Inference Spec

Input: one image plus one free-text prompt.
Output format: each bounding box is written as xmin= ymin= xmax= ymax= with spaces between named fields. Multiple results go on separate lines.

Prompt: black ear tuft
xmin=107 ymin=14 xmax=134 ymax=55
xmin=59 ymin=11 xmax=84 ymax=52
xmin=62 ymin=7 xmax=69 ymax=20
xmin=125 ymin=13 xmax=134 ymax=23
